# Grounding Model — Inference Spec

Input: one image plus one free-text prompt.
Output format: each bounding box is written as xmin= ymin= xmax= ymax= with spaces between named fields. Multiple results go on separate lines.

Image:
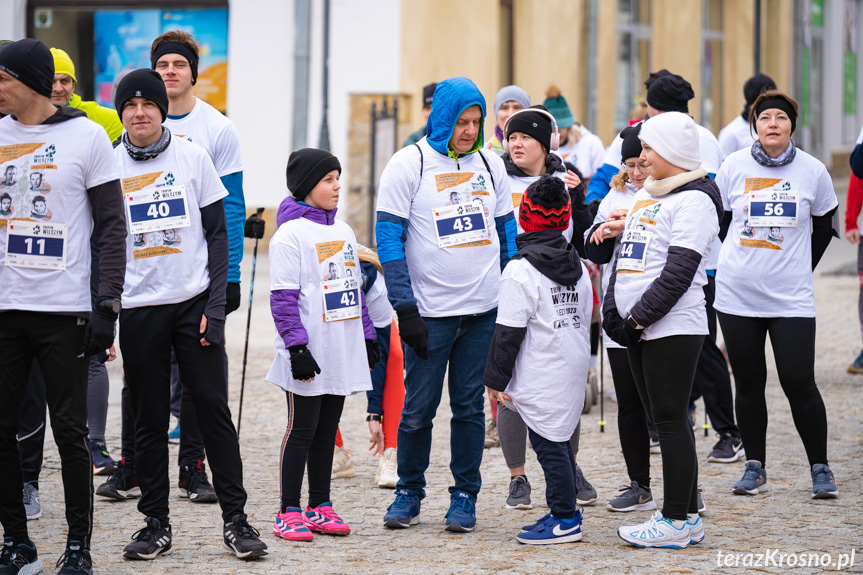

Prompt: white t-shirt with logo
xmin=718 ymin=115 xmax=754 ymax=161
xmin=557 ymin=128 xmax=606 ymax=179
xmin=0 ymin=114 xmax=119 ymax=313
xmin=507 ymin=171 xmax=573 ymax=241
xmin=115 ymin=137 xmax=227 ymax=308
xmin=586 ymin=183 xmax=638 ymax=349
xmin=714 ymin=148 xmax=838 ymax=318
xmin=376 ymin=139 xmax=513 ymax=317
xmin=611 ymin=186 xmax=719 ymax=340
xmin=496 ymin=258 xmax=591 ymax=442
xmin=267 ymin=217 xmax=372 ymax=396
xmin=164 ymin=98 xmax=243 ymax=177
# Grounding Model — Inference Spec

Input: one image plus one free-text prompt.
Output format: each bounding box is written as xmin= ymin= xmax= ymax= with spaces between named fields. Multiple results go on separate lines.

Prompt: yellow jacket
xmin=68 ymin=93 xmax=123 ymax=143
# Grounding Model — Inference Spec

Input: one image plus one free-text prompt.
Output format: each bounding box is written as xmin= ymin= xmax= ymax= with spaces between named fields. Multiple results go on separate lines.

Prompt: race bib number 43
xmin=6 ymin=220 xmax=67 ymax=270
xmin=126 ymin=185 xmax=190 ymax=234
xmin=617 ymin=229 xmax=651 ymax=273
xmin=433 ymin=203 xmax=487 ymax=248
xmin=322 ymin=277 xmax=361 ymax=322
xmin=747 ymin=190 xmax=798 ymax=227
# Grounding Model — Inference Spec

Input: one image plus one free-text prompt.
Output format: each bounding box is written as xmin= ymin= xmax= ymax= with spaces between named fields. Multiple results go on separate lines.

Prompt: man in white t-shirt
xmin=149 ymin=29 xmax=247 ymax=500
xmin=376 ymin=77 xmax=517 ymax=533
xmin=112 ymin=69 xmax=266 ymax=562
xmin=0 ymin=38 xmax=127 ymax=574
xmin=717 ymin=74 xmax=776 ymax=161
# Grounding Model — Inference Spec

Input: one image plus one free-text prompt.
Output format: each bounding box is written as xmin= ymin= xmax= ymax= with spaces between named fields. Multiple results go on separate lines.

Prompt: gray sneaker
xmin=811 ymin=464 xmax=838 ymax=499
xmin=607 ymin=481 xmax=657 ymax=512
xmin=505 ymin=476 xmax=532 ymax=509
xmin=575 ymin=465 xmax=597 ymax=505
xmin=733 ymin=461 xmax=768 ymax=495
xmin=23 ymin=482 xmax=41 ymax=520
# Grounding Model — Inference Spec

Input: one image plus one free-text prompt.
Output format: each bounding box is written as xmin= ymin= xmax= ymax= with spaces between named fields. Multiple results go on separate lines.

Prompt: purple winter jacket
xmin=271 ymin=196 xmax=376 ymax=348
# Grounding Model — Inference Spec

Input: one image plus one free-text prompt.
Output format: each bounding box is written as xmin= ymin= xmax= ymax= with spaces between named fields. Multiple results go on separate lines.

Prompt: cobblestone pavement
xmin=28 ymin=180 xmax=862 ymax=574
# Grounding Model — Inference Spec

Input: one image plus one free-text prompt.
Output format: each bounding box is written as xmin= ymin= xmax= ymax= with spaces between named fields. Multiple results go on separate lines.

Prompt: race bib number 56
xmin=748 ymin=190 xmax=798 ymax=227
xmin=126 ymin=185 xmax=191 ymax=234
xmin=6 ymin=220 xmax=67 ymax=270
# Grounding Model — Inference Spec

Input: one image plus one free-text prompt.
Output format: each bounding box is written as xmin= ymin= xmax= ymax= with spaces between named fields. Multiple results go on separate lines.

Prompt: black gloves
xmin=397 ymin=306 xmax=428 ymax=360
xmin=244 ymin=211 xmax=266 ymax=239
xmin=288 ymin=344 xmax=321 ymax=380
xmin=203 ymin=316 xmax=225 ymax=346
xmin=81 ymin=300 xmax=118 ymax=358
xmin=601 ymin=310 xmax=642 ymax=348
xmin=366 ymin=339 xmax=381 ymax=369
xmin=226 ymin=282 xmax=241 ymax=315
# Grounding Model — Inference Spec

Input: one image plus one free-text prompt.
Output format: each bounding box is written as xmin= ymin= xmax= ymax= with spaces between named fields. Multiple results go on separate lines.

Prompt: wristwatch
xmin=627 ymin=315 xmax=644 ymax=330
xmin=99 ymin=297 xmax=121 ymax=315
xmin=366 ymin=414 xmax=382 ymax=422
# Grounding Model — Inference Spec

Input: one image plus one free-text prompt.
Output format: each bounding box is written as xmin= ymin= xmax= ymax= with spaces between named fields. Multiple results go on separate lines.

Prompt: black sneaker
xmin=55 ymin=540 xmax=92 ymax=574
xmin=0 ymin=537 xmax=43 ymax=575
xmin=96 ymin=458 xmax=140 ymax=501
xmin=223 ymin=514 xmax=268 ymax=560
xmin=707 ymin=432 xmax=745 ymax=463
xmin=179 ymin=460 xmax=218 ymax=503
xmin=123 ymin=517 xmax=173 ymax=560
xmin=90 ymin=440 xmax=117 ymax=476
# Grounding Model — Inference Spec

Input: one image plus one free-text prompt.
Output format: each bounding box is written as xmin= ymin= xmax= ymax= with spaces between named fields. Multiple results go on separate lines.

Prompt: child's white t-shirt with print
xmin=267 ymin=216 xmax=372 ymax=396
xmin=115 ymin=137 xmax=227 ymax=309
xmin=496 ymin=258 xmax=592 ymax=442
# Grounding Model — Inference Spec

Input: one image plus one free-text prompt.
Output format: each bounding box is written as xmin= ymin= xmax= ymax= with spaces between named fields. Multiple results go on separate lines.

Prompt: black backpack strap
xmin=477 ymin=149 xmax=496 ymax=192
xmin=412 ymin=143 xmax=424 ymax=199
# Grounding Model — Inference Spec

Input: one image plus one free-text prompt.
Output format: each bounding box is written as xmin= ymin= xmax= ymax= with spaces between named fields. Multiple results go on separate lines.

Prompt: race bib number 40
xmin=432 ymin=203 xmax=487 ymax=248
xmin=126 ymin=186 xmax=190 ymax=234
xmin=748 ymin=190 xmax=798 ymax=227
xmin=617 ymin=229 xmax=651 ymax=273
xmin=322 ymin=277 xmax=361 ymax=322
xmin=6 ymin=220 xmax=67 ymax=270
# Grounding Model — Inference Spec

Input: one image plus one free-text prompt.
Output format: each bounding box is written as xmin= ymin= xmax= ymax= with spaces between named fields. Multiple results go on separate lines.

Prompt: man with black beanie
xmin=402 ymin=82 xmax=438 ymax=148
xmin=0 ymin=38 xmax=127 ymax=575
xmin=718 ymin=73 xmax=777 ymax=160
xmin=112 ymin=69 xmax=267 ymax=562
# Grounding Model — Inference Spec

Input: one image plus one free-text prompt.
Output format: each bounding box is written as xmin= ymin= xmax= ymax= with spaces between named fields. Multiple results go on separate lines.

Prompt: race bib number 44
xmin=747 ymin=190 xmax=798 ymax=227
xmin=433 ymin=203 xmax=487 ymax=248
xmin=617 ymin=229 xmax=651 ymax=273
xmin=126 ymin=186 xmax=190 ymax=234
xmin=322 ymin=277 xmax=361 ymax=322
xmin=6 ymin=220 xmax=67 ymax=270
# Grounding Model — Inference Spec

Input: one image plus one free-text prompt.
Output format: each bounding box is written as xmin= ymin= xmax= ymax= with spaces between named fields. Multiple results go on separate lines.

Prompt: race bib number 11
xmin=126 ymin=185 xmax=191 ymax=234
xmin=6 ymin=220 xmax=67 ymax=270
xmin=322 ymin=277 xmax=361 ymax=322
xmin=432 ymin=203 xmax=487 ymax=248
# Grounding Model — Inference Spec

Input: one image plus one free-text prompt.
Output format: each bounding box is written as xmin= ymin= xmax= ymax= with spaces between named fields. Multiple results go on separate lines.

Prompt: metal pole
xmin=318 ymin=0 xmax=331 ymax=151
xmin=237 ymin=207 xmax=265 ymax=438
xmin=754 ymin=0 xmax=762 ymax=73
xmin=368 ymin=101 xmax=377 ymax=246
xmin=292 ymin=0 xmax=311 ymax=149
xmin=598 ymin=265 xmax=605 ymax=433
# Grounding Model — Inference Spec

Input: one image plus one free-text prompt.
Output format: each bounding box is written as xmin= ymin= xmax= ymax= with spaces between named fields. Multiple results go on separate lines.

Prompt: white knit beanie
xmin=639 ymin=112 xmax=702 ymax=171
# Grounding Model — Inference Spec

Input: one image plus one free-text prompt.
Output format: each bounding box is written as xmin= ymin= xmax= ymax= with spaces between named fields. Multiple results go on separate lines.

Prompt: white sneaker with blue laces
xmin=618 ymin=510 xmax=691 ymax=549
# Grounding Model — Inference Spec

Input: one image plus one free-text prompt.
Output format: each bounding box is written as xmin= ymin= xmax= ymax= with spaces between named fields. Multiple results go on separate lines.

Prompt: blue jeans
xmin=396 ymin=309 xmax=496 ymax=500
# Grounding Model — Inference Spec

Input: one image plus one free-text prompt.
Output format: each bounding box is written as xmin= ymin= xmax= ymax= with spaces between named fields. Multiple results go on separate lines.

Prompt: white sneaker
xmin=375 ymin=447 xmax=399 ymax=488
xmin=331 ymin=446 xmax=355 ymax=479
xmin=687 ymin=514 xmax=705 ymax=544
xmin=618 ymin=510 xmax=691 ymax=549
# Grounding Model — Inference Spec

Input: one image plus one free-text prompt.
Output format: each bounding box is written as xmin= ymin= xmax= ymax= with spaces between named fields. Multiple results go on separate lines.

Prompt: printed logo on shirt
xmin=550 ymin=285 xmax=582 ymax=329
xmin=316 ymin=240 xmax=354 ymax=280
xmin=0 ymin=144 xmax=61 ymax=229
xmin=638 ymin=202 xmax=662 ymax=226
xmin=165 ymin=172 xmax=175 ymax=185
xmin=132 ymin=228 xmax=183 ymax=259
xmin=122 ymin=172 xmax=163 ymax=196
xmin=435 ymin=172 xmax=492 ymax=247
xmin=31 ymin=144 xmax=57 ymax=170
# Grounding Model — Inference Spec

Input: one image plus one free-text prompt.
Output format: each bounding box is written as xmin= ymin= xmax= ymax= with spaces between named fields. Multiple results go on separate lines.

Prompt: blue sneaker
xmin=811 ymin=464 xmax=838 ymax=499
xmin=444 ymin=491 xmax=476 ymax=533
xmin=383 ymin=489 xmax=420 ymax=529
xmin=516 ymin=510 xmax=583 ymax=545
xmin=521 ymin=512 xmax=551 ymax=532
xmin=732 ymin=461 xmax=768 ymax=495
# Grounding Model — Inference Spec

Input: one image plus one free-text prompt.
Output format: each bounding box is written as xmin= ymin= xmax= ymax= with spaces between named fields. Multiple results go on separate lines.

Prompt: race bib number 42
xmin=126 ymin=185 xmax=191 ymax=234
xmin=617 ymin=229 xmax=651 ymax=273
xmin=6 ymin=220 xmax=67 ymax=270
xmin=747 ymin=190 xmax=798 ymax=227
xmin=433 ymin=203 xmax=488 ymax=248
xmin=322 ymin=277 xmax=361 ymax=322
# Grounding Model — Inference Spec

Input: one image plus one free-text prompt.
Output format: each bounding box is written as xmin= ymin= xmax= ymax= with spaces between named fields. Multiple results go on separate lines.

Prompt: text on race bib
xmin=126 ymin=185 xmax=191 ymax=234
xmin=617 ymin=229 xmax=652 ymax=273
xmin=432 ymin=203 xmax=488 ymax=248
xmin=322 ymin=277 xmax=361 ymax=322
xmin=747 ymin=190 xmax=798 ymax=228
xmin=6 ymin=220 xmax=67 ymax=270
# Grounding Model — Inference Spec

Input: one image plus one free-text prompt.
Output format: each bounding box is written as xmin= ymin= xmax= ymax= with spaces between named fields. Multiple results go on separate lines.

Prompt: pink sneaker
xmin=273 ymin=508 xmax=314 ymax=541
xmin=303 ymin=502 xmax=351 ymax=535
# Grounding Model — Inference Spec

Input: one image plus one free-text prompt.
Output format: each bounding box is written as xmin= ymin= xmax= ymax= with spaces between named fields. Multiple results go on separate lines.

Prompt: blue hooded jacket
xmin=425 ymin=77 xmax=486 ymax=158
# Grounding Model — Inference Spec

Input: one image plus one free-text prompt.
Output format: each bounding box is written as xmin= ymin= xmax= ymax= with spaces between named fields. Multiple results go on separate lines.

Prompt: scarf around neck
xmin=751 ymin=139 xmax=796 ymax=167
xmin=122 ymin=127 xmax=172 ymax=161
xmin=642 ymin=167 xmax=708 ymax=197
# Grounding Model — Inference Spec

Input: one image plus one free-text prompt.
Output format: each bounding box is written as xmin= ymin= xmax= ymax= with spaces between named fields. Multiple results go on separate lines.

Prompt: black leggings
xmin=280 ymin=392 xmax=345 ymax=511
xmin=608 ymin=348 xmax=650 ymax=489
xmin=628 ymin=335 xmax=703 ymax=521
xmin=717 ymin=313 xmax=828 ymax=468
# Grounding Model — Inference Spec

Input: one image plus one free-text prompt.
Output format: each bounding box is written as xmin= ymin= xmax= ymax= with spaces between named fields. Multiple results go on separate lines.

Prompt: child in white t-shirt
xmin=484 ymin=174 xmax=592 ymax=545
xmin=267 ymin=148 xmax=379 ymax=542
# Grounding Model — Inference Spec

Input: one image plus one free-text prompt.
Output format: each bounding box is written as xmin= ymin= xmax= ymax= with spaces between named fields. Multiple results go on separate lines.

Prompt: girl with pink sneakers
xmin=266 ymin=148 xmax=380 ymax=541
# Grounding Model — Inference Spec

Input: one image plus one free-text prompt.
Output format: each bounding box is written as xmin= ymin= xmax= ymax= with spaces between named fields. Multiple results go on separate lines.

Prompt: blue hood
xmin=426 ymin=77 xmax=486 ymax=158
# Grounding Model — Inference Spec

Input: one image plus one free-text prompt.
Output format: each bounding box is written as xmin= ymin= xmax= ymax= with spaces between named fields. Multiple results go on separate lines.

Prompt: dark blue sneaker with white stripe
xmin=811 ymin=464 xmax=838 ymax=499
xmin=123 ymin=517 xmax=172 ymax=560
xmin=444 ymin=491 xmax=476 ymax=533
xmin=516 ymin=509 xmax=583 ymax=545
xmin=383 ymin=489 xmax=421 ymax=528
